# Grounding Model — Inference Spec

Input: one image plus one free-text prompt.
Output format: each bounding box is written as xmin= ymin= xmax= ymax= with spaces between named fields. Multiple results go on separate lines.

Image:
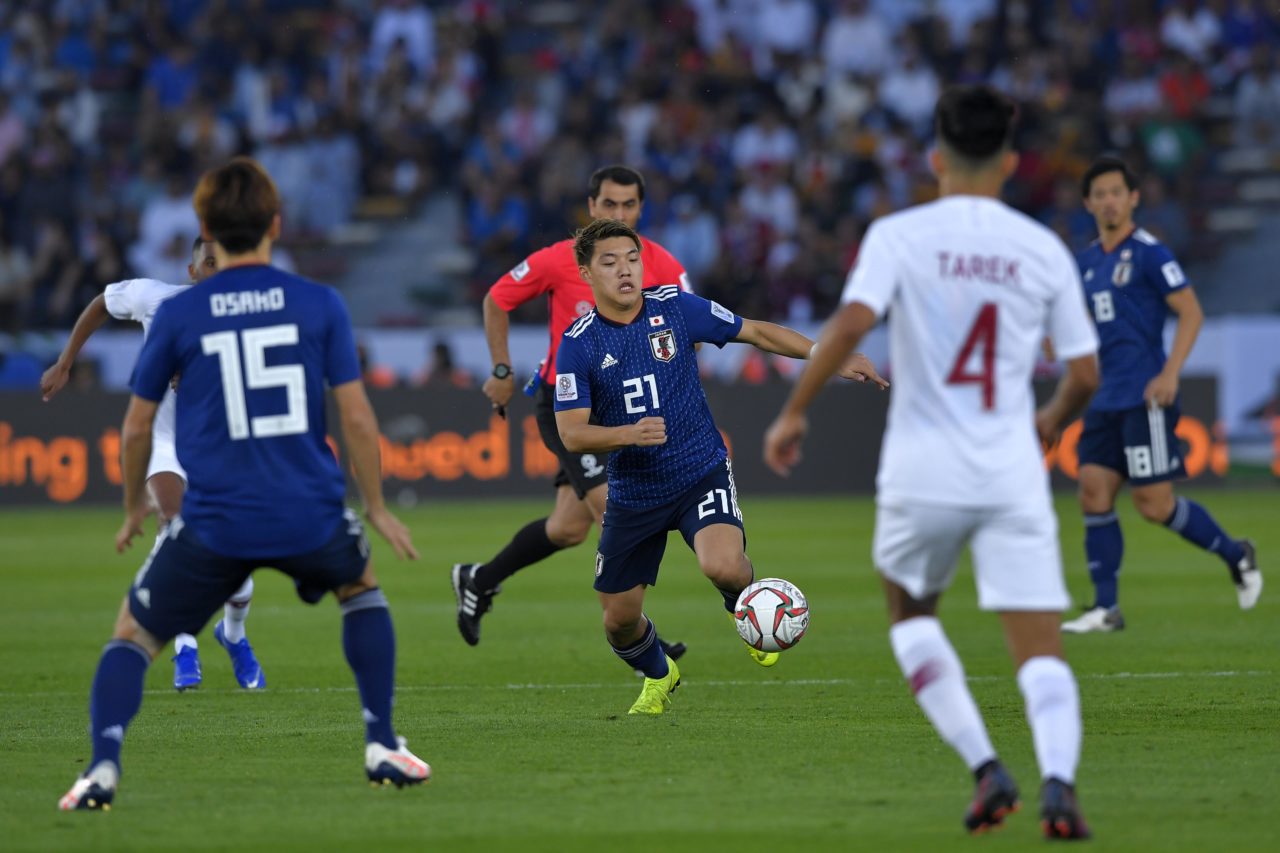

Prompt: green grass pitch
xmin=2 ymin=491 xmax=1277 ymax=851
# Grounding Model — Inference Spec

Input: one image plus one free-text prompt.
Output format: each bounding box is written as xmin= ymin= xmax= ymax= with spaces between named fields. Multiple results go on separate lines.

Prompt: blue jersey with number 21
xmin=554 ymin=286 xmax=743 ymax=509
xmin=132 ymin=265 xmax=361 ymax=558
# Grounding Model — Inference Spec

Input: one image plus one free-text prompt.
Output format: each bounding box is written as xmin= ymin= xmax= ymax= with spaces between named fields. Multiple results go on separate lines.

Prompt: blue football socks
xmin=89 ymin=640 xmax=151 ymax=771
xmin=1164 ymin=496 xmax=1246 ymax=567
xmin=610 ymin=617 xmax=669 ymax=679
xmin=1084 ymin=512 xmax=1123 ymax=608
xmin=341 ymin=588 xmax=398 ymax=750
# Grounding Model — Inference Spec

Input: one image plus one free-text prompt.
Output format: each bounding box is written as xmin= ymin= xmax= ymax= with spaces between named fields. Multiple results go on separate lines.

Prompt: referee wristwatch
xmin=491 ymin=363 xmax=512 ymax=380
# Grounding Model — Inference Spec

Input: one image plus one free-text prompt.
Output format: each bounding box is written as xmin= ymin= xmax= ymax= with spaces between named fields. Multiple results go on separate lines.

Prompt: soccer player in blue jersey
xmin=1062 ymin=156 xmax=1261 ymax=633
xmin=59 ymin=158 xmax=429 ymax=811
xmin=554 ymin=218 xmax=886 ymax=715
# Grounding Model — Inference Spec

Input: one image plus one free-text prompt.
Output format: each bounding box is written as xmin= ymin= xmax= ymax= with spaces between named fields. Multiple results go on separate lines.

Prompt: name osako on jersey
xmin=210 ymin=287 xmax=286 ymax=317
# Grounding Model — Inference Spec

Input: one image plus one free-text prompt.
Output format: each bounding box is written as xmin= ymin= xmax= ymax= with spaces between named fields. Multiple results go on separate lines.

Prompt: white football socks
xmin=889 ymin=616 xmax=996 ymax=772
xmin=221 ymin=576 xmax=254 ymax=644
xmin=1017 ymin=656 xmax=1082 ymax=785
xmin=174 ymin=633 xmax=197 ymax=653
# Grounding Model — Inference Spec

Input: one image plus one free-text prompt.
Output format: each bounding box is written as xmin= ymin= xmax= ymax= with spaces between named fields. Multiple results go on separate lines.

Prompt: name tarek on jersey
xmin=210 ymin=287 xmax=286 ymax=317
xmin=937 ymin=252 xmax=1021 ymax=287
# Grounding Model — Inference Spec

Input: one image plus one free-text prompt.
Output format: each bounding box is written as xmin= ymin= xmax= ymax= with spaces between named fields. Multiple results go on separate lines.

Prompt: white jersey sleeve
xmin=102 ymin=278 xmax=188 ymax=336
xmin=840 ymin=223 xmax=898 ymax=317
xmin=1043 ymin=241 xmax=1099 ymax=361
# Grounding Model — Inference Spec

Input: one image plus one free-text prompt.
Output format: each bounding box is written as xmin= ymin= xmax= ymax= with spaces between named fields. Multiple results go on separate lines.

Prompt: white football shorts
xmin=872 ymin=499 xmax=1069 ymax=612
xmin=146 ymin=391 xmax=187 ymax=483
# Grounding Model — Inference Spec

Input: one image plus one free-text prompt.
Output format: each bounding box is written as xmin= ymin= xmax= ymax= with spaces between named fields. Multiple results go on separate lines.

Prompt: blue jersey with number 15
xmin=554 ymin=286 xmax=743 ymax=509
xmin=132 ymin=265 xmax=361 ymax=558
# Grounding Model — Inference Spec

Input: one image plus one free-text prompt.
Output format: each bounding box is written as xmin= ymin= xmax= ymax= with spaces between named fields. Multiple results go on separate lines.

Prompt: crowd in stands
xmin=0 ymin=0 xmax=1278 ymax=343
xmin=452 ymin=0 xmax=1280 ymax=324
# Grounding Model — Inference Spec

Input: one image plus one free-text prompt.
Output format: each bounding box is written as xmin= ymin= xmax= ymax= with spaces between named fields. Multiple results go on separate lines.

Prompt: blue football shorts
xmin=593 ymin=457 xmax=745 ymax=594
xmin=127 ymin=509 xmax=369 ymax=642
xmin=1077 ymin=402 xmax=1185 ymax=486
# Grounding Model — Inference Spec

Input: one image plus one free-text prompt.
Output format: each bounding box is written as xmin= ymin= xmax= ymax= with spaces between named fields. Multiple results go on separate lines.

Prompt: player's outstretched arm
xmin=763 ymin=302 xmax=880 ymax=477
xmin=481 ymin=292 xmax=516 ymax=416
xmin=332 ymin=380 xmax=419 ymax=560
xmin=734 ymin=318 xmax=888 ymax=388
xmin=1035 ymin=354 xmax=1100 ymax=448
xmin=555 ymin=407 xmax=666 ymax=453
xmin=116 ymin=395 xmax=158 ymax=553
xmin=41 ymin=294 xmax=111 ymax=400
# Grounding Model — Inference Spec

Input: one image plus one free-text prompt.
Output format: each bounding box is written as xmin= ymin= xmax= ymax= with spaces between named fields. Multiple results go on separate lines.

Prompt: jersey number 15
xmin=201 ymin=324 xmax=308 ymax=440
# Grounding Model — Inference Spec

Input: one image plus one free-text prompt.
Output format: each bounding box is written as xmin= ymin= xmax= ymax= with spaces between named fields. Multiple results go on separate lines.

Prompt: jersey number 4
xmin=946 ymin=303 xmax=997 ymax=411
xmin=201 ymin=324 xmax=308 ymax=440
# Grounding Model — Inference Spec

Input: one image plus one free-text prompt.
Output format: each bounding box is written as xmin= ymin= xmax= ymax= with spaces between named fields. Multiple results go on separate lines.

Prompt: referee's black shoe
xmin=452 ymin=563 xmax=498 ymax=646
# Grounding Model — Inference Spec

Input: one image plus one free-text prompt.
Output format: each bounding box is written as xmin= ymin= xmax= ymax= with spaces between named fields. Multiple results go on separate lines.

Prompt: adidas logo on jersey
xmin=601 ymin=353 xmax=619 ymax=369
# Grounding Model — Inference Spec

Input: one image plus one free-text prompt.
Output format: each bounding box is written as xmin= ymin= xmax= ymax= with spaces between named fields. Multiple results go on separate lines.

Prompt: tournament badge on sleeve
xmin=648 ymin=329 xmax=677 ymax=362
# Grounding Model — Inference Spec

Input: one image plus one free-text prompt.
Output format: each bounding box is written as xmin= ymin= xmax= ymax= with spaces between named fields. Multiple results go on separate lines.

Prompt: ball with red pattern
xmin=734 ymin=578 xmax=810 ymax=652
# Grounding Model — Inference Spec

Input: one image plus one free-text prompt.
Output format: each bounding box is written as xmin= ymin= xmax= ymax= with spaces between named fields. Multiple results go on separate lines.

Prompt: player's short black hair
xmin=193 ymin=157 xmax=280 ymax=254
xmin=192 ymin=234 xmax=205 ymax=253
xmin=588 ymin=165 xmax=646 ymax=202
xmin=1081 ymin=155 xmax=1139 ymax=198
xmin=934 ymin=84 xmax=1018 ymax=166
xmin=573 ymin=218 xmax=642 ymax=268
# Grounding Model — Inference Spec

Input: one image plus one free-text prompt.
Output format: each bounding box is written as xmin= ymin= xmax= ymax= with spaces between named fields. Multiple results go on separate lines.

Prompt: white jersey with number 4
xmin=842 ymin=195 xmax=1098 ymax=508
xmin=103 ymin=278 xmax=189 ymax=481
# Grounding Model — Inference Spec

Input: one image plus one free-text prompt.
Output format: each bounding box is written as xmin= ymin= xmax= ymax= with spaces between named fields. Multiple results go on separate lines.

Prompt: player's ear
xmin=926 ymin=146 xmax=943 ymax=179
xmin=578 ymin=264 xmax=592 ymax=284
xmin=1000 ymin=150 xmax=1019 ymax=180
xmin=1131 ymin=189 xmax=1140 ymax=211
xmin=187 ymin=263 xmax=197 ymax=280
xmin=268 ymin=213 xmax=282 ymax=240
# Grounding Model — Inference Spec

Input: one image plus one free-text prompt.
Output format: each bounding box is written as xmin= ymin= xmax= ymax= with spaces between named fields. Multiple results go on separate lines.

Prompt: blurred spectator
xmin=822 ymin=0 xmax=893 ymax=79
xmin=659 ymin=194 xmax=721 ymax=282
xmin=0 ymin=213 xmax=34 ymax=334
xmin=413 ymin=339 xmax=473 ymax=388
xmin=132 ymin=174 xmax=201 ymax=276
xmin=1 ymin=0 xmax=1275 ymax=335
xmin=1160 ymin=51 xmax=1211 ymax=120
xmin=0 ymin=92 xmax=28 ymax=169
xmin=731 ymin=105 xmax=799 ymax=172
xmin=370 ymin=0 xmax=436 ymax=78
xmin=879 ymin=44 xmax=940 ymax=134
xmin=1160 ymin=0 xmax=1222 ymax=64
xmin=358 ymin=343 xmax=397 ymax=390
xmin=1234 ymin=46 xmax=1280 ymax=146
xmin=1137 ymin=174 xmax=1191 ymax=258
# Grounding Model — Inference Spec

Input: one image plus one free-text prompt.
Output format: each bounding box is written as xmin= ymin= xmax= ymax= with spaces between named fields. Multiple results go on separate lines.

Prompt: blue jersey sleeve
xmin=324 ymin=289 xmax=361 ymax=386
xmin=131 ymin=300 xmax=180 ymax=402
xmin=553 ymin=332 xmax=592 ymax=412
xmin=1141 ymin=241 xmax=1189 ymax=297
xmin=678 ymin=291 xmax=743 ymax=347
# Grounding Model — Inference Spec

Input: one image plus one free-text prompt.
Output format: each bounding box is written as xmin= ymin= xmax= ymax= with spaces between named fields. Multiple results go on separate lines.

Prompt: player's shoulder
xmin=1131 ymin=227 xmax=1163 ymax=248
xmin=643 ymin=284 xmax=683 ymax=302
xmin=107 ymin=277 xmax=186 ymax=301
xmin=1129 ymin=226 xmax=1177 ymax=262
xmin=563 ymin=307 xmax=598 ymax=340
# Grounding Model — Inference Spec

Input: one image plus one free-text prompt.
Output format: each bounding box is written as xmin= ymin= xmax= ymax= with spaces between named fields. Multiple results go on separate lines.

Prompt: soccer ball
xmin=734 ymin=578 xmax=809 ymax=652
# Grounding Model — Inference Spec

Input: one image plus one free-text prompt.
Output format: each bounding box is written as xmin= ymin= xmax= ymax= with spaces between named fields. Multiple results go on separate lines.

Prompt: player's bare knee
xmin=1132 ymin=488 xmax=1174 ymax=523
xmin=335 ymin=562 xmax=379 ymax=602
xmin=546 ymin=516 xmax=589 ymax=548
xmin=698 ymin=551 xmax=749 ymax=589
xmin=111 ymin=602 xmax=162 ymax=659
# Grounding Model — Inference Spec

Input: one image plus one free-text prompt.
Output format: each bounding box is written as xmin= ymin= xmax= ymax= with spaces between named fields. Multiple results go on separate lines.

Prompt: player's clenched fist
xmin=630 ymin=416 xmax=667 ymax=446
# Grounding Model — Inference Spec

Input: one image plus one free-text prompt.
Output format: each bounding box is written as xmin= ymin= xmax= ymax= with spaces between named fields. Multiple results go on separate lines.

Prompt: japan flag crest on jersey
xmin=649 ymin=329 xmax=676 ymax=362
